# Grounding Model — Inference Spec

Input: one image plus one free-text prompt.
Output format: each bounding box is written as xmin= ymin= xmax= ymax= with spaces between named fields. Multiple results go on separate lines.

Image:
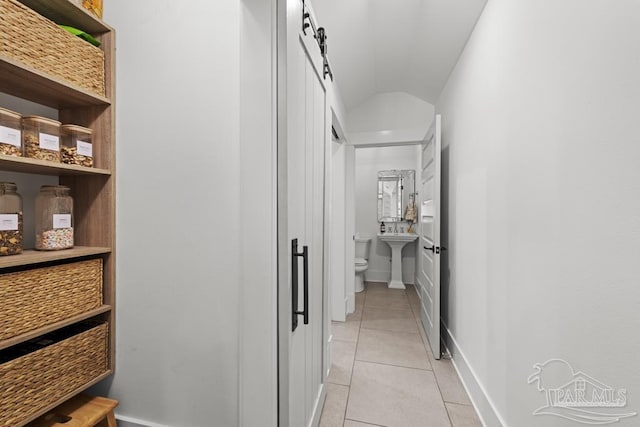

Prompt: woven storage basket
xmin=0 ymin=322 xmax=108 ymax=426
xmin=0 ymin=0 xmax=105 ymax=96
xmin=0 ymin=258 xmax=103 ymax=341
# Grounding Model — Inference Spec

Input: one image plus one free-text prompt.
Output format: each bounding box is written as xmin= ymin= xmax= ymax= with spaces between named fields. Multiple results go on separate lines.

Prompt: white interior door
xmin=280 ymin=1 xmax=328 ymax=425
xmin=418 ymin=114 xmax=442 ymax=359
xmin=330 ymin=141 xmax=346 ymax=322
xmin=305 ymin=48 xmax=326 ymax=425
xmin=287 ymin=20 xmax=307 ymax=424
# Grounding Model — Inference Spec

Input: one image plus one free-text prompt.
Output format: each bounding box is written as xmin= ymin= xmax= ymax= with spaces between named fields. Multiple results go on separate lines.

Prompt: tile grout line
xmin=358 ymin=287 xmax=433 ymax=376
xmin=341 ymin=289 xmax=366 ymax=427
xmin=345 ymin=418 xmax=389 ymax=427
xmin=359 ymin=326 xmax=419 ymax=333
xmin=362 ymin=307 xmax=413 ymax=313
xmin=408 ymin=293 xmax=455 ymax=427
xmin=354 ymin=359 xmax=436 ymax=375
xmin=351 ymin=285 xmax=439 ymax=427
xmin=332 ymin=337 xmax=359 ymax=344
xmin=445 ymin=401 xmax=478 ymax=408
xmin=408 ymin=294 xmax=458 ymax=426
xmin=347 ymin=286 xmax=390 ymax=427
xmin=332 ymin=284 xmax=465 ymax=427
xmin=345 ymin=287 xmax=407 ymax=427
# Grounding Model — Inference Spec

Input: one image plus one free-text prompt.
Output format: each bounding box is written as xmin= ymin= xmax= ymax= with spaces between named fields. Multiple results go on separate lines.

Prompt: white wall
xmin=239 ymin=0 xmax=278 ymax=425
xmin=355 ymin=145 xmax=418 ymax=285
xmin=344 ymin=145 xmax=356 ymax=312
xmin=347 ymin=92 xmax=434 ymax=146
xmin=328 ymin=80 xmax=348 ymax=138
xmin=94 ymin=1 xmax=244 ymax=425
xmin=348 ymin=92 xmax=432 ymax=133
xmin=437 ymin=1 xmax=640 ymax=425
xmin=330 ymin=139 xmax=347 ymax=321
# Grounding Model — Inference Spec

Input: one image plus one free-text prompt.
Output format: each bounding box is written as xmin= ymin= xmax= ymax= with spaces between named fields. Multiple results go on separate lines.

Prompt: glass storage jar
xmin=61 ymin=124 xmax=93 ymax=167
xmin=35 ymin=185 xmax=74 ymax=250
xmin=0 ymin=107 xmax=22 ymax=157
xmin=22 ymin=115 xmax=61 ymax=162
xmin=0 ymin=182 xmax=23 ymax=256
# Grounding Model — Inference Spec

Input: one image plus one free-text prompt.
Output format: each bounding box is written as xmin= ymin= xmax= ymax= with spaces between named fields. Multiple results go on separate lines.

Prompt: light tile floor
xmin=320 ymin=282 xmax=482 ymax=427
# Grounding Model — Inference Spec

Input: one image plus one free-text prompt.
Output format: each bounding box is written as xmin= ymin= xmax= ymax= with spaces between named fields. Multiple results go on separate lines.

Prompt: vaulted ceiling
xmin=312 ymin=0 xmax=487 ymax=110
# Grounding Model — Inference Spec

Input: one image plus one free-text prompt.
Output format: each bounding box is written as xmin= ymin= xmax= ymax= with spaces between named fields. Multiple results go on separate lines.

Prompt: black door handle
xmin=301 ymin=245 xmax=309 ymax=326
xmin=292 ymin=239 xmax=309 ymax=331
xmin=424 ymin=245 xmax=434 ymax=252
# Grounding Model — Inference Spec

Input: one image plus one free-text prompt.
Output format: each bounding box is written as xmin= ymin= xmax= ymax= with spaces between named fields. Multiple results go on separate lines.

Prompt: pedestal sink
xmin=378 ymin=232 xmax=419 ymax=289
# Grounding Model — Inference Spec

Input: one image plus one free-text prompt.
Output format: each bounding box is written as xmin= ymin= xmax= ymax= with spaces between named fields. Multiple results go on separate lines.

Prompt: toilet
xmin=354 ymin=235 xmax=372 ymax=293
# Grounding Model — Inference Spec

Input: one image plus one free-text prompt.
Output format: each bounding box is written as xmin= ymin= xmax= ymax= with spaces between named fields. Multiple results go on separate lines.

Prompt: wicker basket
xmin=0 ymin=258 xmax=103 ymax=341
xmin=0 ymin=322 xmax=109 ymax=426
xmin=0 ymin=0 xmax=105 ymax=96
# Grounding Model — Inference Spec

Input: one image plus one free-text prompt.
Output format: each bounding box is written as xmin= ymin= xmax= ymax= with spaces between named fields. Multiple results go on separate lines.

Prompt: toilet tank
xmin=355 ymin=236 xmax=371 ymax=260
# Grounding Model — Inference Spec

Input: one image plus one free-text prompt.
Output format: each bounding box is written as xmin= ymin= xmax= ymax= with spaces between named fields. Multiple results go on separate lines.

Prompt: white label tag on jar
xmin=0 ymin=125 xmax=21 ymax=147
xmin=39 ymin=133 xmax=60 ymax=151
xmin=77 ymin=140 xmax=93 ymax=157
xmin=0 ymin=214 xmax=18 ymax=231
xmin=53 ymin=214 xmax=71 ymax=229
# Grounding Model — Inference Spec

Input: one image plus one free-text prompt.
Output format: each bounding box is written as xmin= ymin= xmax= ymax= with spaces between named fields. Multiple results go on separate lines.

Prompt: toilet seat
xmin=355 ymin=258 xmax=367 ymax=266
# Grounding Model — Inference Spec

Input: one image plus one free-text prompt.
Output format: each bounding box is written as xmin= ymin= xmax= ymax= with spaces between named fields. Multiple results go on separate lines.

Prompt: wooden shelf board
xmin=0 ymin=305 xmax=112 ymax=351
xmin=0 ymin=154 xmax=111 ymax=176
xmin=17 ymin=369 xmax=114 ymax=427
xmin=0 ymin=56 xmax=111 ymax=109
xmin=0 ymin=246 xmax=111 ymax=269
xmin=17 ymin=0 xmax=112 ymax=34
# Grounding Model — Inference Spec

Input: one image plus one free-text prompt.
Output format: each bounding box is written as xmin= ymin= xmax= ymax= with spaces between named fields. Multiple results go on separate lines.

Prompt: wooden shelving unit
xmin=0 ymin=305 xmax=112 ymax=351
xmin=0 ymin=246 xmax=111 ymax=268
xmin=17 ymin=0 xmax=111 ymax=33
xmin=0 ymin=1 xmax=115 ymax=425
xmin=0 ymin=55 xmax=111 ymax=109
xmin=0 ymin=154 xmax=111 ymax=176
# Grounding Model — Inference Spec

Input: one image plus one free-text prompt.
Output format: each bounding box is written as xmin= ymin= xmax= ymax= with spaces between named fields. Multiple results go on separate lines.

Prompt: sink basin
xmin=378 ymin=232 xmax=418 ymax=289
xmin=379 ymin=232 xmax=418 ymax=243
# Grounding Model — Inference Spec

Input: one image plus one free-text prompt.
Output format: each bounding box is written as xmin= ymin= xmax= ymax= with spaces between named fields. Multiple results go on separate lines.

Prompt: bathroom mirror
xmin=377 ymin=170 xmax=415 ymax=223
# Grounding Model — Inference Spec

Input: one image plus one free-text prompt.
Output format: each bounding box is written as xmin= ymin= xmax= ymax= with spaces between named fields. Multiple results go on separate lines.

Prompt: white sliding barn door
xmin=305 ymin=47 xmax=327 ymax=426
xmin=418 ymin=114 xmax=442 ymax=359
xmin=279 ymin=0 xmax=328 ymax=425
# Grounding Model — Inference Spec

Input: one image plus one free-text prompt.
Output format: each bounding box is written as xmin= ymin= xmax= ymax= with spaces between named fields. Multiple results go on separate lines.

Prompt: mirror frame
xmin=377 ymin=170 xmax=415 ymax=223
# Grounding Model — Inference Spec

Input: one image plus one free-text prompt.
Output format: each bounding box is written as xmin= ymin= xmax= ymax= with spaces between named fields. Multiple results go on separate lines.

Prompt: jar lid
xmin=40 ymin=185 xmax=71 ymax=197
xmin=0 ymin=182 xmax=18 ymax=195
xmin=0 ymin=107 xmax=21 ymax=120
xmin=22 ymin=115 xmax=61 ymax=126
xmin=40 ymin=185 xmax=70 ymax=191
xmin=61 ymin=124 xmax=93 ymax=135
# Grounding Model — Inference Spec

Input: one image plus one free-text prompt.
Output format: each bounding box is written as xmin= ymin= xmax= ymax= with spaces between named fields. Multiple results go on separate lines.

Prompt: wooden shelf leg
xmin=106 ymin=410 xmax=117 ymax=427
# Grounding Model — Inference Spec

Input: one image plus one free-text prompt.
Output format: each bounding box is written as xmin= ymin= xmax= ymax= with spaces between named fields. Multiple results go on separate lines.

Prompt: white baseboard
xmin=115 ymin=421 xmax=146 ymax=427
xmin=441 ymin=321 xmax=506 ymax=427
xmin=327 ymin=334 xmax=333 ymax=377
xmin=310 ymin=383 xmax=327 ymax=427
xmin=116 ymin=414 xmax=171 ymax=427
xmin=365 ymin=269 xmax=389 ymax=283
xmin=365 ymin=270 xmax=415 ymax=285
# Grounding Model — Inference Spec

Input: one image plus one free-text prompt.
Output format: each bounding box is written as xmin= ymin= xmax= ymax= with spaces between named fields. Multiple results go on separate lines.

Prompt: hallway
xmin=320 ymin=283 xmax=482 ymax=427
